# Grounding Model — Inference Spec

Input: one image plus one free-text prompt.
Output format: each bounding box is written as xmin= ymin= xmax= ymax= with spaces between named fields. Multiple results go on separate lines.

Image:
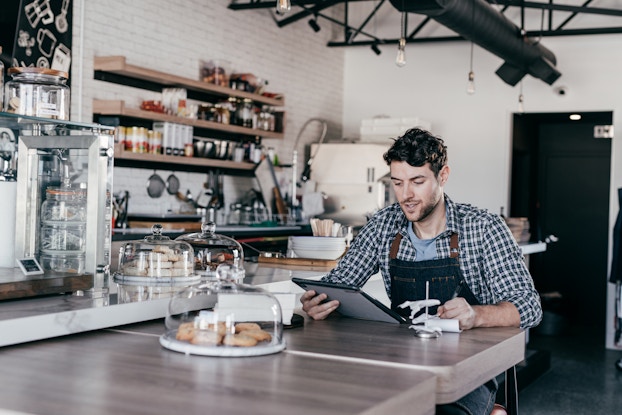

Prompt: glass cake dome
xmin=114 ymin=224 xmax=200 ymax=284
xmin=176 ymin=222 xmax=245 ymax=280
xmin=159 ymin=269 xmax=285 ymax=357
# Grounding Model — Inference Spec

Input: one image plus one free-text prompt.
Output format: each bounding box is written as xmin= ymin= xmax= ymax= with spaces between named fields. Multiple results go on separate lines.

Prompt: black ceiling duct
xmin=389 ymin=0 xmax=561 ymax=86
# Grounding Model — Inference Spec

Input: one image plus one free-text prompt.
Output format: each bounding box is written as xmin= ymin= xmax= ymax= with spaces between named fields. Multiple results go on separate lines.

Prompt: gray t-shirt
xmin=407 ymin=224 xmax=438 ymax=261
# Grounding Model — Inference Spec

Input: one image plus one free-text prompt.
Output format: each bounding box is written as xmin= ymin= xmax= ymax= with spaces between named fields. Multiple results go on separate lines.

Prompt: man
xmin=301 ymin=128 xmax=542 ymax=415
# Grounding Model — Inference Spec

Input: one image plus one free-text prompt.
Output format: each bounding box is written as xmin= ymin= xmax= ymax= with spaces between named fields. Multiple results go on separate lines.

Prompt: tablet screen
xmin=292 ymin=278 xmax=405 ymax=324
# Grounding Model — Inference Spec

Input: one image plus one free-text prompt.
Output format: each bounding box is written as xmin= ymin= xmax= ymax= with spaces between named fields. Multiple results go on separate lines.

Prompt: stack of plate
xmin=290 ymin=236 xmax=347 ymax=260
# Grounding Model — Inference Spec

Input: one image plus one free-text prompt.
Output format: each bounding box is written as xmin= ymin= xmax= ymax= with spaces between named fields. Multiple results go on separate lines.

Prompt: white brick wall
xmin=72 ymin=0 xmax=344 ymax=217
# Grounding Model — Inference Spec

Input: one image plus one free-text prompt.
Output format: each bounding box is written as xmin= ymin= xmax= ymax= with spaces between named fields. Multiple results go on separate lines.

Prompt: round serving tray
xmin=113 ymin=274 xmax=201 ymax=285
xmin=159 ymin=331 xmax=286 ymax=357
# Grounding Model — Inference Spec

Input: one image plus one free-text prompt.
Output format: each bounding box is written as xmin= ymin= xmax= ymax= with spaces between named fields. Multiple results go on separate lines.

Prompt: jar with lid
xmin=39 ymin=186 xmax=87 ymax=273
xmin=4 ymin=67 xmax=70 ymax=120
xmin=213 ymin=103 xmax=230 ymax=125
xmin=239 ymin=98 xmax=254 ymax=128
xmin=228 ymin=97 xmax=240 ymax=126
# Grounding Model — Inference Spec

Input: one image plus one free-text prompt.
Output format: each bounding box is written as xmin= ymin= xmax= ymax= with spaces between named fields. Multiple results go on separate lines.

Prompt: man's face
xmin=389 ymin=161 xmax=448 ymax=223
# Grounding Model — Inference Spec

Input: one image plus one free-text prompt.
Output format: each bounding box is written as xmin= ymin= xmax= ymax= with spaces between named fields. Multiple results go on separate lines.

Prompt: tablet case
xmin=292 ymin=277 xmax=406 ymax=324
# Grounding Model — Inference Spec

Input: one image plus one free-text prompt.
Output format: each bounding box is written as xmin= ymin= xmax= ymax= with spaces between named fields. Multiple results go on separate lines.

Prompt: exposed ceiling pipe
xmin=389 ymin=0 xmax=561 ymax=86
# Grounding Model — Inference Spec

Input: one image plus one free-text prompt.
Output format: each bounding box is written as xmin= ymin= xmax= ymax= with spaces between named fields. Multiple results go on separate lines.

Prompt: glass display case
xmin=0 ymin=111 xmax=114 ymax=299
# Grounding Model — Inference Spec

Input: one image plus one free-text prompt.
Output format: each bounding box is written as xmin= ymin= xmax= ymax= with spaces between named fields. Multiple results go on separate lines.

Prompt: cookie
xmin=123 ymin=266 xmax=147 ymax=276
xmin=239 ymin=329 xmax=271 ymax=342
xmin=173 ymin=260 xmax=191 ymax=269
xmin=235 ymin=322 xmax=261 ymax=333
xmin=148 ymin=268 xmax=172 ymax=277
xmin=170 ymin=268 xmax=190 ymax=277
xmin=223 ymin=333 xmax=258 ymax=347
xmin=196 ymin=320 xmax=228 ymax=335
xmin=191 ymin=331 xmax=223 ymax=346
xmin=175 ymin=322 xmax=196 ymax=341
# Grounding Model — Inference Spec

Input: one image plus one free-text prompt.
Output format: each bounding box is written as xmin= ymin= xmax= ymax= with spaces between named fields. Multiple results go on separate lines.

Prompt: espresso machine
xmin=0 ymin=111 xmax=114 ymax=300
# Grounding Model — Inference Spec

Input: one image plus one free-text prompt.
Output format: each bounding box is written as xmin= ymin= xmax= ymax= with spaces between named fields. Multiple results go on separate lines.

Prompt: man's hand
xmin=438 ymin=298 xmax=521 ymax=329
xmin=300 ymin=290 xmax=340 ymax=320
xmin=437 ymin=297 xmax=476 ymax=329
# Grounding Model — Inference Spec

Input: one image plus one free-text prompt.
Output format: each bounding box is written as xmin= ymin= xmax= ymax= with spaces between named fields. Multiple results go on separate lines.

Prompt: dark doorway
xmin=511 ymin=111 xmax=612 ymax=337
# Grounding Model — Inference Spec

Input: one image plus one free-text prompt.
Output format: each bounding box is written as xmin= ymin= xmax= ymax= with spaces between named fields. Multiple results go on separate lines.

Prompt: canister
xmin=4 ymin=67 xmax=70 ymax=120
xmin=39 ymin=186 xmax=87 ymax=273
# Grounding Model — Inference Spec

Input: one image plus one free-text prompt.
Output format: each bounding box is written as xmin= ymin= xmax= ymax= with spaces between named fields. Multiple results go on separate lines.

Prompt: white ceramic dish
xmin=292 ymin=248 xmax=345 ymax=260
xmin=159 ymin=331 xmax=286 ymax=357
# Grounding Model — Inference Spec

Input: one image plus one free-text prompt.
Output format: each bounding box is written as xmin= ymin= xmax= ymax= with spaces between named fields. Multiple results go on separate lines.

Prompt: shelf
xmin=94 ymin=100 xmax=284 ymax=140
xmin=94 ymin=56 xmax=285 ymax=107
xmin=113 ymin=143 xmax=257 ymax=175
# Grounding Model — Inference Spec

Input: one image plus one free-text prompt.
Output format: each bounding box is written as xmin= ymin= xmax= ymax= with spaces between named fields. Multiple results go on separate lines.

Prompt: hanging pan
xmin=147 ymin=170 xmax=165 ymax=198
xmin=166 ymin=172 xmax=180 ymax=195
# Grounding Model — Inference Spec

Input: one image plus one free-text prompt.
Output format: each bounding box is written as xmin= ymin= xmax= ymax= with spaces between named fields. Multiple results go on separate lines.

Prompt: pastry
xmin=223 ymin=333 xmax=258 ymax=347
xmin=175 ymin=322 xmax=195 ymax=341
xmin=191 ymin=331 xmax=223 ymax=346
xmin=238 ymin=329 xmax=271 ymax=342
xmin=234 ymin=322 xmax=261 ymax=333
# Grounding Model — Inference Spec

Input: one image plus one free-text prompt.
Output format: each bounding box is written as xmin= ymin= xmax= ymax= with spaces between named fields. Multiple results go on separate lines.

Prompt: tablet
xmin=292 ymin=277 xmax=406 ymax=324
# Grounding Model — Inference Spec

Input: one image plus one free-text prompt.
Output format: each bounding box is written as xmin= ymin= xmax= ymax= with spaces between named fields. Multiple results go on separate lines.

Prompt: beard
xmin=400 ymin=192 xmax=442 ymax=223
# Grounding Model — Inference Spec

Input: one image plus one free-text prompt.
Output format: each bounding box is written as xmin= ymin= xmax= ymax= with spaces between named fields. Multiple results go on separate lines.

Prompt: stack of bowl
xmin=290 ymin=236 xmax=347 ymax=260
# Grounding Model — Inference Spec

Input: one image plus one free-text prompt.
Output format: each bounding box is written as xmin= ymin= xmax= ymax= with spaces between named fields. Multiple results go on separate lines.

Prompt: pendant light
xmin=466 ymin=41 xmax=475 ymax=94
xmin=275 ymin=0 xmax=291 ymax=14
xmin=395 ymin=12 xmax=407 ymax=67
xmin=517 ymin=81 xmax=525 ymax=113
xmin=466 ymin=0 xmax=475 ymax=94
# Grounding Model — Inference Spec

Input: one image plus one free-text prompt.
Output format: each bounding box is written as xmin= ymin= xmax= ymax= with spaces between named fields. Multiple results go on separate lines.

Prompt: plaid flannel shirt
xmin=323 ymin=194 xmax=543 ymax=329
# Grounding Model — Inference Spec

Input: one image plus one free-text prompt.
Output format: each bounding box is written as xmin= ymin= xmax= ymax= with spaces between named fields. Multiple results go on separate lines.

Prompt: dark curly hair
xmin=383 ymin=128 xmax=448 ymax=177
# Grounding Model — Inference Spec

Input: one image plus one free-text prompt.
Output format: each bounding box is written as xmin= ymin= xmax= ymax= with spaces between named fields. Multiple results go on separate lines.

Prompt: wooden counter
xmin=0 ymin=321 xmax=436 ymax=415
xmin=283 ymin=317 xmax=525 ymax=404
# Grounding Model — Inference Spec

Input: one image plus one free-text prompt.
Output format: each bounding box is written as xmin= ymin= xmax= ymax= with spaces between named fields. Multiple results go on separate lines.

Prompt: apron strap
xmin=389 ymin=233 xmax=402 ymax=259
xmin=450 ymin=233 xmax=459 ymax=258
xmin=390 ymin=230 xmax=459 ymax=259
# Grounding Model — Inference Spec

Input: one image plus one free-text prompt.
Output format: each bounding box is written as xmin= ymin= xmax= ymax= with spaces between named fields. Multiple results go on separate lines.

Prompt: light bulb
xmin=395 ymin=38 xmax=406 ymax=67
xmin=466 ymin=71 xmax=475 ymax=94
xmin=275 ymin=0 xmax=291 ymax=14
xmin=518 ymin=94 xmax=525 ymax=113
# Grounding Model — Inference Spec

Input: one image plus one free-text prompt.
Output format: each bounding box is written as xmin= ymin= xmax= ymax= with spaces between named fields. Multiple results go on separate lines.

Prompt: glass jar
xmin=4 ymin=67 xmax=70 ymax=120
xmin=40 ymin=187 xmax=87 ymax=223
xmin=39 ymin=253 xmax=85 ymax=274
xmin=239 ymin=98 xmax=254 ymax=128
xmin=39 ymin=186 xmax=87 ymax=273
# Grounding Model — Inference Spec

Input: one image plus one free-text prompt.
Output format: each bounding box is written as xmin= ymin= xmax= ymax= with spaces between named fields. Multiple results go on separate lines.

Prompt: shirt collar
xmin=443 ymin=194 xmax=460 ymax=235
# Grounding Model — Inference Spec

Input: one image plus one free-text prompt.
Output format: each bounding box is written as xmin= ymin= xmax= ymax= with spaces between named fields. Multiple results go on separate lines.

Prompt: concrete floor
xmin=518 ymin=324 xmax=622 ymax=414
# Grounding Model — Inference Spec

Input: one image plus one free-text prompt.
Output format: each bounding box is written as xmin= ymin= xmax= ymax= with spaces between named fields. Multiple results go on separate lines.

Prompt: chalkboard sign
xmin=12 ymin=0 xmax=72 ymax=78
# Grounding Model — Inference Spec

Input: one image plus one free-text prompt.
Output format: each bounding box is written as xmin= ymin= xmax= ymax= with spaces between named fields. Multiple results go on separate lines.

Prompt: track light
xmin=308 ymin=17 xmax=321 ymax=32
xmin=371 ymin=42 xmax=381 ymax=56
xmin=275 ymin=0 xmax=291 ymax=15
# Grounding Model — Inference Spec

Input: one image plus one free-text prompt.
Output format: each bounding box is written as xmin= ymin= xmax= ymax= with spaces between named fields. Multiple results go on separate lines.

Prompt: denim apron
xmin=388 ymin=231 xmax=496 ymax=415
xmin=389 ymin=232 xmax=479 ymax=318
